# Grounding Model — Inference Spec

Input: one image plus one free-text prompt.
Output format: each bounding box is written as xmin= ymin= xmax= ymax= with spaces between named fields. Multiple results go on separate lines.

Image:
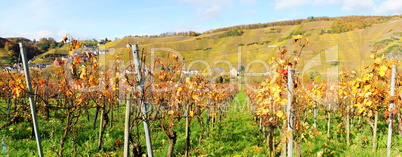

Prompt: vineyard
xmin=1 ymin=35 xmax=402 ymax=157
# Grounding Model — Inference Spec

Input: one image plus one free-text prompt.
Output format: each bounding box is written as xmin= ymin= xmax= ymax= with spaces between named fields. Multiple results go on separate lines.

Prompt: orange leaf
xmin=59 ymin=60 xmax=66 ymax=65
xmin=39 ymin=79 xmax=46 ymax=84
xmin=156 ymin=59 xmax=163 ymax=65
xmin=75 ymin=43 xmax=82 ymax=49
xmin=75 ymin=56 xmax=81 ymax=63
xmin=172 ymin=53 xmax=178 ymax=60
xmin=75 ymin=80 xmax=82 ymax=87
xmin=62 ymin=36 xmax=68 ymax=43
xmin=89 ymin=75 xmax=98 ymax=85
xmin=72 ymin=39 xmax=78 ymax=45
xmin=86 ymin=52 xmax=93 ymax=59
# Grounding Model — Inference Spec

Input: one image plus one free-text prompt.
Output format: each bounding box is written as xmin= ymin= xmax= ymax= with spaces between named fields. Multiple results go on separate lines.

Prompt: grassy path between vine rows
xmin=192 ymin=91 xmax=266 ymax=156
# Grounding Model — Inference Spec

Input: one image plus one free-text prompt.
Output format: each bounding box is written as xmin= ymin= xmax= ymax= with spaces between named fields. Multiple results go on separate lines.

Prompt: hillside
xmin=5 ymin=15 xmax=402 ymax=81
xmin=92 ymin=16 xmax=402 ymax=81
xmin=0 ymin=37 xmax=65 ymax=66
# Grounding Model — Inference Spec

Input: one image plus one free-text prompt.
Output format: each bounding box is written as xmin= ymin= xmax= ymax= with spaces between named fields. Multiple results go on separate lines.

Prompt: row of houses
xmin=2 ymin=62 xmax=53 ymax=72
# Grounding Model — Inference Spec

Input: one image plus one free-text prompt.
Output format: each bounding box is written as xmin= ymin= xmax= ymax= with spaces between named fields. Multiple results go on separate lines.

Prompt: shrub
xmin=330 ymin=61 xmax=340 ymax=66
xmin=219 ymin=30 xmax=244 ymax=38
xmin=278 ymin=29 xmax=306 ymax=42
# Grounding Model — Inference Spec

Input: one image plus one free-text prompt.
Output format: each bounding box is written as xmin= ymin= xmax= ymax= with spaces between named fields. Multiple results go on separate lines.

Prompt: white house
xmin=230 ymin=68 xmax=238 ymax=77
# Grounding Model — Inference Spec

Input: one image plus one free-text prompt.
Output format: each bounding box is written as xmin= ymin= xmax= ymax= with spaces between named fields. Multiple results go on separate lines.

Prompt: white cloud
xmin=36 ymin=30 xmax=53 ymax=38
xmin=240 ymin=0 xmax=257 ymax=5
xmin=0 ymin=29 xmax=88 ymax=41
xmin=1 ymin=30 xmax=50 ymax=41
xmin=334 ymin=0 xmax=375 ymax=12
xmin=180 ymin=0 xmax=234 ymax=6
xmin=180 ymin=0 xmax=233 ymax=23
xmin=274 ymin=0 xmax=311 ymax=10
xmin=376 ymin=0 xmax=402 ymax=14
xmin=274 ymin=0 xmax=377 ymax=12
xmin=199 ymin=5 xmax=223 ymax=21
xmin=195 ymin=5 xmax=222 ymax=23
xmin=312 ymin=0 xmax=327 ymax=6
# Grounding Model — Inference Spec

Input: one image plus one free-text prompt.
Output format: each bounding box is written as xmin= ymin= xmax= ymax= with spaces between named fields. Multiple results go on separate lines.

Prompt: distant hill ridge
xmin=1 ymin=15 xmax=402 ymax=80
xmin=102 ymin=15 xmax=402 ymax=79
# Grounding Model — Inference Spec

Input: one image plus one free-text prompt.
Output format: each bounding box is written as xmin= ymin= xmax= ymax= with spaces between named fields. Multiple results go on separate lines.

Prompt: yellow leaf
xmin=281 ymin=99 xmax=288 ymax=105
xmin=89 ymin=75 xmax=98 ymax=85
xmin=362 ymin=73 xmax=373 ymax=81
xmin=80 ymin=67 xmax=87 ymax=79
xmin=185 ymin=77 xmax=191 ymax=84
xmin=374 ymin=58 xmax=382 ymax=64
xmin=256 ymin=107 xmax=269 ymax=115
xmin=168 ymin=110 xmax=174 ymax=115
xmin=305 ymin=38 xmax=310 ymax=45
xmin=276 ymin=111 xmax=284 ymax=118
xmin=211 ymin=112 xmax=217 ymax=117
xmin=292 ymin=35 xmax=303 ymax=40
xmin=189 ymin=111 xmax=194 ymax=117
xmin=363 ymin=85 xmax=371 ymax=92
xmin=378 ymin=65 xmax=388 ymax=77
xmin=354 ymin=103 xmax=362 ymax=108
xmin=358 ymin=108 xmax=365 ymax=114
xmin=351 ymin=86 xmax=358 ymax=94
xmin=268 ymin=57 xmax=275 ymax=64
xmin=66 ymin=91 xmax=72 ymax=97
xmin=364 ymin=100 xmax=373 ymax=106
xmin=364 ymin=92 xmax=372 ymax=97
xmin=192 ymin=94 xmax=199 ymax=101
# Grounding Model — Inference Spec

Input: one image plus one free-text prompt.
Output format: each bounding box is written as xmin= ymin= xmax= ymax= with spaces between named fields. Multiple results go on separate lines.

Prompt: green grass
xmin=0 ymin=48 xmax=11 ymax=65
xmin=0 ymin=48 xmax=7 ymax=57
xmin=2 ymin=89 xmax=402 ymax=156
xmin=192 ymin=91 xmax=266 ymax=156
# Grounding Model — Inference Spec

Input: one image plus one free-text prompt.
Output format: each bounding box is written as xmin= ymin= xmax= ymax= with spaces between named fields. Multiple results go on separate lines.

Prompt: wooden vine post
xmin=287 ymin=68 xmax=293 ymax=157
xmin=185 ymin=102 xmax=190 ymax=157
xmin=123 ymin=94 xmax=132 ymax=157
xmin=387 ymin=65 xmax=396 ymax=157
xmin=19 ymin=43 xmax=44 ymax=157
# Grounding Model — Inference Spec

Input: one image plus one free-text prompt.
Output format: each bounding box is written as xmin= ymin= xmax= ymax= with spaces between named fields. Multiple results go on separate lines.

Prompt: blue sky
xmin=0 ymin=0 xmax=401 ymax=41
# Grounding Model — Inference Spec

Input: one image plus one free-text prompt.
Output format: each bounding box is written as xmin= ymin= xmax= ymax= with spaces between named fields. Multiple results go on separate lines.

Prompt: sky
xmin=0 ymin=0 xmax=401 ymax=41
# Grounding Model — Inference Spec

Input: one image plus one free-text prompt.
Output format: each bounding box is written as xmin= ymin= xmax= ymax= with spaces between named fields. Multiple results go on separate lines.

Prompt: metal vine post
xmin=123 ymin=44 xmax=154 ymax=157
xmin=287 ymin=68 xmax=293 ymax=157
xmin=387 ymin=65 xmax=396 ymax=157
xmin=19 ymin=43 xmax=44 ymax=157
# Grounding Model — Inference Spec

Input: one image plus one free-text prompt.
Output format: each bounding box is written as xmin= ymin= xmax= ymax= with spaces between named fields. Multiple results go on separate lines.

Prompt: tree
xmin=37 ymin=43 xmax=50 ymax=51
xmin=99 ymin=38 xmax=111 ymax=44
xmin=39 ymin=37 xmax=48 ymax=44
xmin=50 ymin=42 xmax=58 ymax=49
xmin=7 ymin=50 xmax=18 ymax=63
